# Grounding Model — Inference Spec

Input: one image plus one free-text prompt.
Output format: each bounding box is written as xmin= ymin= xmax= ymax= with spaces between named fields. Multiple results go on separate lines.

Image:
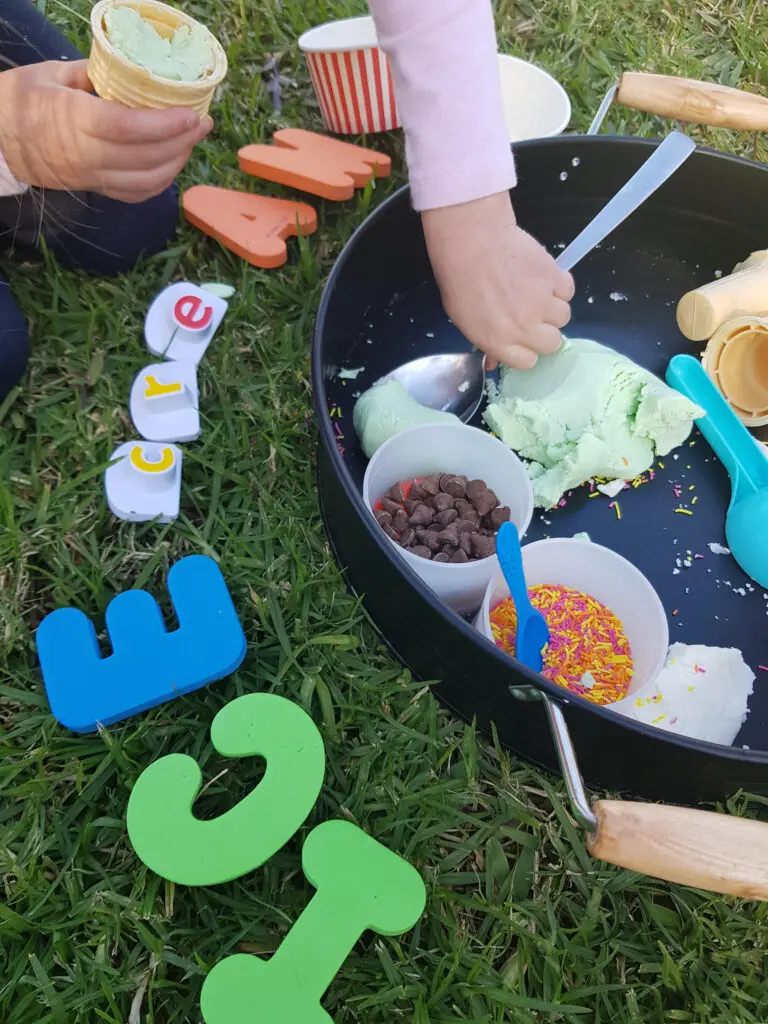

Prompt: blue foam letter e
xmin=36 ymin=555 xmax=246 ymax=733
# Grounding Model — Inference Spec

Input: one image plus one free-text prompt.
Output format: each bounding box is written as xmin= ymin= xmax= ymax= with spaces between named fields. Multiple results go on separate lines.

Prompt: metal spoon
xmin=376 ymin=131 xmax=696 ymax=422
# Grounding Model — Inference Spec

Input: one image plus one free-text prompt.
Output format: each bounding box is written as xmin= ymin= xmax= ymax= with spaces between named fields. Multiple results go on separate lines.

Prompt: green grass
xmin=2 ymin=0 xmax=768 ymax=1020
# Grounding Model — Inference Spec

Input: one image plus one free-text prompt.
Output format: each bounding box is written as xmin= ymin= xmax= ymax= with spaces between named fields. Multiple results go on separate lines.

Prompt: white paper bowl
xmin=497 ymin=54 xmax=571 ymax=142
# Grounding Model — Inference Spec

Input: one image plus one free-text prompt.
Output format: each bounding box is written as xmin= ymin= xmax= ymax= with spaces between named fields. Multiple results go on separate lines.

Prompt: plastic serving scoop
xmin=379 ymin=131 xmax=696 ymax=422
xmin=495 ymin=523 xmax=550 ymax=670
xmin=666 ymin=354 xmax=768 ymax=587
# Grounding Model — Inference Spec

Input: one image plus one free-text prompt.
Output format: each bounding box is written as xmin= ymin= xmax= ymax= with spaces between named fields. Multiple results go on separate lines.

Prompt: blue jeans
xmin=0 ymin=0 xmax=179 ymax=401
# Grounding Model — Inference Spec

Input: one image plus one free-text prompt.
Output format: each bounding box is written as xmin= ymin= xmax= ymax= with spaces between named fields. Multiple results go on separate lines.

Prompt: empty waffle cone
xmin=703 ymin=315 xmax=768 ymax=427
xmin=89 ymin=0 xmax=227 ymax=117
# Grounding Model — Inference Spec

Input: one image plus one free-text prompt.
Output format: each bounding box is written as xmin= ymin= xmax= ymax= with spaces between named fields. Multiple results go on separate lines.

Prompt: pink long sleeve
xmin=368 ymin=0 xmax=515 ymax=211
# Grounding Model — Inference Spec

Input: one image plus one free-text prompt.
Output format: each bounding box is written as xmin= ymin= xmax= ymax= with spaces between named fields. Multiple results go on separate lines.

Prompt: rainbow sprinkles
xmin=490 ymin=583 xmax=634 ymax=705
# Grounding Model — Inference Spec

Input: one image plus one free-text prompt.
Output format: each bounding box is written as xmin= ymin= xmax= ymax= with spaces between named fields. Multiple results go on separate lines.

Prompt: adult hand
xmin=421 ymin=191 xmax=574 ymax=370
xmin=0 ymin=60 xmax=212 ymax=202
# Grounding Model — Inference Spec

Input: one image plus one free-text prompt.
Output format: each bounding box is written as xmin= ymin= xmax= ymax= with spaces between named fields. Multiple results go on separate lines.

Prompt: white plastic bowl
xmin=477 ymin=538 xmax=669 ymax=699
xmin=497 ymin=54 xmax=571 ymax=142
xmin=363 ymin=423 xmax=534 ymax=615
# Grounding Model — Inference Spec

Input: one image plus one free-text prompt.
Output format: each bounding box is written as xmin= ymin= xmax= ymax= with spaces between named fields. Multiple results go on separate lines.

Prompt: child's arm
xmin=369 ymin=0 xmax=515 ymax=211
xmin=369 ymin=0 xmax=574 ymax=370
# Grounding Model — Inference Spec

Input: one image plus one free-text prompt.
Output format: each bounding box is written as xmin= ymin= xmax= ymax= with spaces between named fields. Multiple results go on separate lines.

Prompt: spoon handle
xmin=666 ymin=355 xmax=768 ymax=491
xmin=556 ymin=132 xmax=696 ymax=272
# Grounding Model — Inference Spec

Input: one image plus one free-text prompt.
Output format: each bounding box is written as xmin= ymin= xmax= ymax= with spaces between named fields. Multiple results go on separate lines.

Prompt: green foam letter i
xmin=200 ymin=819 xmax=427 ymax=1024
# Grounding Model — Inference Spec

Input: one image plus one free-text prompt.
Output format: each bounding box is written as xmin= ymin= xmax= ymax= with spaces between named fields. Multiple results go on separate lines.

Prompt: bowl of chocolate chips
xmin=362 ymin=423 xmax=534 ymax=614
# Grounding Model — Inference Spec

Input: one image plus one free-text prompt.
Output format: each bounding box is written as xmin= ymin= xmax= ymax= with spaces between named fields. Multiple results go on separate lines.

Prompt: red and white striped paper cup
xmin=299 ymin=16 xmax=400 ymax=135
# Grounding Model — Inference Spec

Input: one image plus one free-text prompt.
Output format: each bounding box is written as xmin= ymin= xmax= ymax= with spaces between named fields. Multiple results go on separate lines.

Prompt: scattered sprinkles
xmin=489 ymin=584 xmax=634 ymax=705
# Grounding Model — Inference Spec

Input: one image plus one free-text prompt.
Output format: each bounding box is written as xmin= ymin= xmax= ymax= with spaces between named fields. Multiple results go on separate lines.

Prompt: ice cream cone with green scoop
xmin=88 ymin=0 xmax=227 ymax=116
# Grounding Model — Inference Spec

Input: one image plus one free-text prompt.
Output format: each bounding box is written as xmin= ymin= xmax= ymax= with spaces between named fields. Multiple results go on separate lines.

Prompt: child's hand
xmin=0 ymin=60 xmax=212 ymax=202
xmin=422 ymin=191 xmax=574 ymax=370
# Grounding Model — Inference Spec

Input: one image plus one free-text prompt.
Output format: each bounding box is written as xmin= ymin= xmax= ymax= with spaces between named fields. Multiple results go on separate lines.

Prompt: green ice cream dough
xmin=105 ymin=6 xmax=213 ymax=82
xmin=353 ymin=379 xmax=460 ymax=458
xmin=483 ymin=338 xmax=703 ymax=509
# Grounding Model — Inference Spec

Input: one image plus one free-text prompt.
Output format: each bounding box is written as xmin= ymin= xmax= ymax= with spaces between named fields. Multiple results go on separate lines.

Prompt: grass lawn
xmin=2 ymin=0 xmax=768 ymax=1020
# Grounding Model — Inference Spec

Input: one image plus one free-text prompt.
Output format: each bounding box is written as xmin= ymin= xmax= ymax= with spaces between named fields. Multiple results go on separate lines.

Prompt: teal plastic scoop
xmin=666 ymin=354 xmax=768 ymax=588
xmin=495 ymin=523 xmax=550 ymax=671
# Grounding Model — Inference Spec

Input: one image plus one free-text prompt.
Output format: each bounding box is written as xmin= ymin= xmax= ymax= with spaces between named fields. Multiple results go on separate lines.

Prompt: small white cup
xmin=477 ymin=538 xmax=669 ymax=698
xmin=363 ymin=423 xmax=534 ymax=615
xmin=298 ymin=16 xmax=399 ymax=134
xmin=496 ymin=54 xmax=571 ymax=142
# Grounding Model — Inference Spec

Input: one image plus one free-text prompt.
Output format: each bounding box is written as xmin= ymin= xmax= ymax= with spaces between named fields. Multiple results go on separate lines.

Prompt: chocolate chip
xmin=404 ymin=499 xmax=420 ymax=516
xmin=473 ymin=489 xmax=498 ymax=517
xmin=391 ymin=509 xmax=409 ymax=532
xmin=459 ymin=509 xmax=480 ymax=527
xmin=410 ymin=545 xmax=432 ymax=560
xmin=437 ymin=523 xmax=459 ymax=547
xmin=374 ymin=509 xmax=392 ymax=529
xmin=450 ymin=548 xmax=469 ymax=563
xmin=466 ymin=479 xmax=486 ymax=502
xmin=459 ymin=532 xmax=473 ymax=555
xmin=383 ymin=525 xmax=400 ymax=541
xmin=456 ymin=518 xmax=477 ymax=534
xmin=440 ymin=474 xmax=467 ymax=498
xmin=400 ymin=527 xmax=416 ymax=547
xmin=471 ymin=533 xmax=496 ymax=559
xmin=382 ymin=497 xmax=402 ymax=516
xmin=409 ymin=504 xmax=434 ymax=527
xmin=409 ymin=482 xmax=427 ymax=501
xmin=434 ymin=508 xmax=458 ymax=527
xmin=416 ymin=529 xmax=442 ymax=552
xmin=433 ymin=552 xmax=451 ymax=563
xmin=421 ymin=474 xmax=441 ymax=495
xmin=433 ymin=492 xmax=455 ymax=512
xmin=490 ymin=506 xmax=511 ymax=529
xmin=385 ymin=483 xmax=406 ymax=503
xmin=455 ymin=499 xmax=473 ymax=517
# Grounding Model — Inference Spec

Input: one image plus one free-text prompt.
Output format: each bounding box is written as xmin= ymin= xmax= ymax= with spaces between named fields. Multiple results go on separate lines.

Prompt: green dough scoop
xmin=666 ymin=354 xmax=768 ymax=588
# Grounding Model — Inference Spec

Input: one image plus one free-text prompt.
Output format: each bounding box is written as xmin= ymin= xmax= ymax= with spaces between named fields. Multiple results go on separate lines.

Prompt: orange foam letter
xmin=238 ymin=128 xmax=391 ymax=201
xmin=182 ymin=187 xmax=318 ymax=269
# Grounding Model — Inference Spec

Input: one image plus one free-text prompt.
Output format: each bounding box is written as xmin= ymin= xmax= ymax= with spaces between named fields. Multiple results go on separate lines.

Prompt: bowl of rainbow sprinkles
xmin=477 ymin=537 xmax=669 ymax=708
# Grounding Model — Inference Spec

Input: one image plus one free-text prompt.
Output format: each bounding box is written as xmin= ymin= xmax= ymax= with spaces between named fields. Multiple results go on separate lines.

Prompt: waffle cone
xmin=88 ymin=0 xmax=227 ymax=117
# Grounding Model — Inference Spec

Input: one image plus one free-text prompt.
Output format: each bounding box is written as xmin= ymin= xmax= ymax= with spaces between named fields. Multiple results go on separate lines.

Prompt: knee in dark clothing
xmin=0 ymin=278 xmax=29 ymax=402
xmin=11 ymin=184 xmax=181 ymax=277
xmin=51 ymin=185 xmax=181 ymax=277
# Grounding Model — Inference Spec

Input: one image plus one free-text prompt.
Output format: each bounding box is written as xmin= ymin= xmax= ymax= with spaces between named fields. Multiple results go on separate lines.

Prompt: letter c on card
xmin=174 ymin=294 xmax=213 ymax=332
xmin=129 ymin=445 xmax=176 ymax=475
xmin=126 ymin=693 xmax=326 ymax=886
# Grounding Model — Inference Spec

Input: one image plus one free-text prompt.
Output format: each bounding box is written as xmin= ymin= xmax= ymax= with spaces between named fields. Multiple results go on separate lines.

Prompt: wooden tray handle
xmin=588 ymin=800 xmax=768 ymax=900
xmin=617 ymin=72 xmax=768 ymax=131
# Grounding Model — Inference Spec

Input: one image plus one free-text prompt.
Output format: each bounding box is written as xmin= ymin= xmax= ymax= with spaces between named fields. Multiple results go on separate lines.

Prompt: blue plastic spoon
xmin=666 ymin=354 xmax=768 ymax=588
xmin=495 ymin=523 xmax=550 ymax=671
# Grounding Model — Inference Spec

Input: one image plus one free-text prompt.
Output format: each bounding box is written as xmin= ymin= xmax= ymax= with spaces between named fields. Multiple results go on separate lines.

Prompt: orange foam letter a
xmin=182 ymin=187 xmax=318 ymax=269
xmin=238 ymin=128 xmax=391 ymax=201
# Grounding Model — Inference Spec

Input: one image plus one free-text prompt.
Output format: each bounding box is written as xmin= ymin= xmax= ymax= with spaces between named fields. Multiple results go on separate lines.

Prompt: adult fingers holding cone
xmin=83 ymin=0 xmax=226 ymax=199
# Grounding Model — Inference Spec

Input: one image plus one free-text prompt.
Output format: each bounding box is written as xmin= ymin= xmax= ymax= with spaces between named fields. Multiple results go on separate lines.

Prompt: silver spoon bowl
xmin=376 ymin=350 xmax=487 ymax=423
